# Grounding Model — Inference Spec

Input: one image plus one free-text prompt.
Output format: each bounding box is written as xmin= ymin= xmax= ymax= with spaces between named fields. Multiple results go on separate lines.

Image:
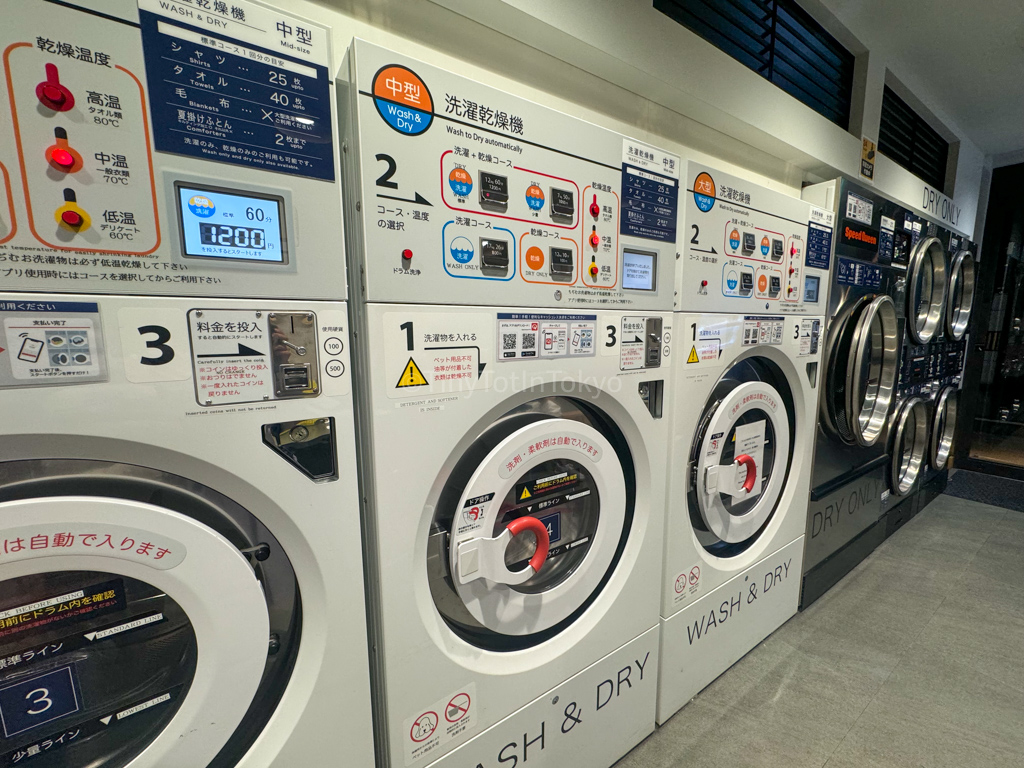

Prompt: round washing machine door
xmin=687 ymin=356 xmax=794 ymax=556
xmin=931 ymin=386 xmax=959 ymax=471
xmin=0 ymin=461 xmax=301 ymax=768
xmin=889 ymin=398 xmax=930 ymax=496
xmin=946 ymin=249 xmax=976 ymax=340
xmin=427 ymin=397 xmax=634 ymax=650
xmin=824 ymin=295 xmax=900 ymax=446
xmin=906 ymin=236 xmax=948 ymax=344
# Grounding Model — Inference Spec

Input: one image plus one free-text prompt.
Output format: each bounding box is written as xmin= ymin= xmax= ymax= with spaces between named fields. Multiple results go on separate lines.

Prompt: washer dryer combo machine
xmin=657 ymin=164 xmax=830 ymax=720
xmin=341 ymin=40 xmax=679 ymax=768
xmin=0 ymin=2 xmax=373 ymax=767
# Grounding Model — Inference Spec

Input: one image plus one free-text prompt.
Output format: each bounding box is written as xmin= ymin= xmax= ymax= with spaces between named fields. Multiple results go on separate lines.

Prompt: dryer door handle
xmin=734 ymin=454 xmax=757 ymax=493
xmin=455 ymin=517 xmax=550 ymax=586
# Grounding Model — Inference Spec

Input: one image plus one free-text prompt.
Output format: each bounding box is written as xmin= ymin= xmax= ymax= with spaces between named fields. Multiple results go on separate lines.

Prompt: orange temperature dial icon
xmin=589 ymin=226 xmax=600 ymax=248
xmin=45 ymin=127 xmax=83 ymax=173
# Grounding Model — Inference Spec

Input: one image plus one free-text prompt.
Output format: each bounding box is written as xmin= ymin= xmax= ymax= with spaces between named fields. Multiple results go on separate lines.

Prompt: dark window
xmin=654 ymin=0 xmax=856 ymax=129
xmin=878 ymin=85 xmax=950 ymax=191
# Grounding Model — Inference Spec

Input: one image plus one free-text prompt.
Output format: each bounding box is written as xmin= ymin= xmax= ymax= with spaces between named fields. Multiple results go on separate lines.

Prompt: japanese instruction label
xmin=621 ymin=139 xmax=679 ymax=243
xmin=188 ymin=308 xmax=273 ymax=405
xmin=0 ymin=301 xmax=106 ymax=388
xmin=496 ymin=313 xmax=597 ymax=361
xmin=384 ymin=312 xmax=492 ymax=400
xmin=139 ymin=0 xmax=335 ymax=180
xmin=742 ymin=316 xmax=784 ymax=346
xmin=0 ymin=524 xmax=186 ymax=571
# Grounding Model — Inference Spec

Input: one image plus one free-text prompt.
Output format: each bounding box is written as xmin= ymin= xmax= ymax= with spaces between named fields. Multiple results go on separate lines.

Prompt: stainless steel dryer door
xmin=825 ymin=295 xmax=900 ymax=447
xmin=889 ymin=398 xmax=930 ymax=495
xmin=931 ymin=386 xmax=959 ymax=470
xmin=946 ymin=249 xmax=976 ymax=340
xmin=906 ymin=237 xmax=948 ymax=343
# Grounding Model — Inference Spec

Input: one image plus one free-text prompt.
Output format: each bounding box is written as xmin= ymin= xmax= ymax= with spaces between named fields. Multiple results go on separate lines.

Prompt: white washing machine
xmin=340 ymin=40 xmax=678 ymax=768
xmin=657 ymin=163 xmax=830 ymax=722
xmin=0 ymin=3 xmax=374 ymax=767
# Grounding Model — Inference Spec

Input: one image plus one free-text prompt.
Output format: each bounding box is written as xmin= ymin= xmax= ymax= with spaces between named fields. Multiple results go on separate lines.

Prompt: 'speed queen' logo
xmin=372 ymin=65 xmax=433 ymax=136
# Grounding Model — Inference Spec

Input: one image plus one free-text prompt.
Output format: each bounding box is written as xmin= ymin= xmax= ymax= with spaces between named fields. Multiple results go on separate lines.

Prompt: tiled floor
xmin=617 ymin=493 xmax=1024 ymax=768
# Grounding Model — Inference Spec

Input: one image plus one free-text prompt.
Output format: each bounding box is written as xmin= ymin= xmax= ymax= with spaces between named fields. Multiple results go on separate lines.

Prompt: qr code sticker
xmin=522 ymin=333 xmax=536 ymax=350
xmin=502 ymin=333 xmax=517 ymax=351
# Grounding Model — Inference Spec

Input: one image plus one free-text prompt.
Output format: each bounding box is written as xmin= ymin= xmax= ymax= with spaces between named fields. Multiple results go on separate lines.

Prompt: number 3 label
xmin=118 ymin=308 xmax=191 ymax=383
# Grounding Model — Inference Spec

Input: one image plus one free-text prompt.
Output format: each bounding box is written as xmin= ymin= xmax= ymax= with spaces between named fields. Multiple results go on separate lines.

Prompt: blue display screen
xmin=0 ymin=666 xmax=80 ymax=737
xmin=622 ymin=249 xmax=658 ymax=291
xmin=176 ymin=185 xmax=286 ymax=263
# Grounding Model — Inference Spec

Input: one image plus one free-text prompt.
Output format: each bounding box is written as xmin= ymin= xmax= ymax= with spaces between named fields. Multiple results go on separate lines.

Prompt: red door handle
xmin=506 ymin=516 xmax=550 ymax=574
xmin=734 ymin=454 xmax=757 ymax=493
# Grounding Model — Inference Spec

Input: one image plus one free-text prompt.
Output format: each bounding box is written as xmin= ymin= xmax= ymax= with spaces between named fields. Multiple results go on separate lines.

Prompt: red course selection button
xmin=589 ymin=263 xmax=599 ymax=277
xmin=402 ymin=248 xmax=413 ymax=260
xmin=51 ymin=148 xmax=75 ymax=168
xmin=589 ymin=232 xmax=600 ymax=248
xmin=61 ymin=210 xmax=83 ymax=226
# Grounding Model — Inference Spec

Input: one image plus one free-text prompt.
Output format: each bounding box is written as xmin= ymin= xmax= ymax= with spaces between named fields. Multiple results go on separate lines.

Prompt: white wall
xmin=293 ymin=0 xmax=986 ymax=235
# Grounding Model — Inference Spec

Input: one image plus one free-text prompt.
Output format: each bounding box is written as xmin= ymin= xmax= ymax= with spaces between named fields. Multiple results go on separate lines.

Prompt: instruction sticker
xmin=806 ymin=207 xmax=834 ymax=271
xmin=384 ymin=313 xmax=492 ymax=399
xmin=742 ymin=316 xmax=784 ymax=346
xmin=497 ymin=313 xmax=596 ymax=360
xmin=845 ymin=192 xmax=874 ymax=225
xmin=0 ymin=524 xmax=186 ymax=571
xmin=403 ymin=683 xmax=478 ymax=766
xmin=0 ymin=301 xmax=106 ymax=388
xmin=188 ymin=309 xmax=274 ymax=405
xmin=618 ymin=316 xmax=647 ymax=370
xmin=138 ymin=0 xmax=335 ymax=181
xmin=621 ymin=139 xmax=679 ymax=243
xmin=797 ymin=318 xmax=821 ymax=357
xmin=0 ymin=579 xmax=126 ymax=642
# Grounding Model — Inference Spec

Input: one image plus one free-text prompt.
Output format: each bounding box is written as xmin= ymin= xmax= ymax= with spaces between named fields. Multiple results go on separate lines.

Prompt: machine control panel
xmin=678 ymin=162 xmax=831 ymax=314
xmin=0 ymin=0 xmax=344 ymax=300
xmin=343 ymin=41 xmax=679 ymax=311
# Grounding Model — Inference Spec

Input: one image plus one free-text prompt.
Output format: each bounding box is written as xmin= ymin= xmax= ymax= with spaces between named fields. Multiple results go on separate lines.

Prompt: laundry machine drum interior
xmin=824 ymin=295 xmax=899 ymax=447
xmin=427 ymin=396 xmax=635 ymax=651
xmin=687 ymin=356 xmax=795 ymax=557
xmin=0 ymin=460 xmax=301 ymax=768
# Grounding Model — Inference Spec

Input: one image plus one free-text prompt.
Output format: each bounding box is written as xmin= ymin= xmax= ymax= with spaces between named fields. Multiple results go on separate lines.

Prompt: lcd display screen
xmin=804 ymin=275 xmax=820 ymax=303
xmin=176 ymin=184 xmax=286 ymax=263
xmin=622 ymin=249 xmax=657 ymax=291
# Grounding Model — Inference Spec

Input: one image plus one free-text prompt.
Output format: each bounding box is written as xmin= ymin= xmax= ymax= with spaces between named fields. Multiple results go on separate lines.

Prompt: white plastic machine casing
xmin=341 ymin=39 xmax=677 ymax=768
xmin=0 ymin=2 xmax=373 ymax=766
xmin=658 ymin=163 xmax=829 ymax=723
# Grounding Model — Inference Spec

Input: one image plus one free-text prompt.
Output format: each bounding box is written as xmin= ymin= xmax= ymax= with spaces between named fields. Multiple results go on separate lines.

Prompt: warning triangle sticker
xmin=687 ymin=346 xmax=700 ymax=364
xmin=396 ymin=357 xmax=428 ymax=388
xmin=520 ymin=487 xmax=532 ymax=500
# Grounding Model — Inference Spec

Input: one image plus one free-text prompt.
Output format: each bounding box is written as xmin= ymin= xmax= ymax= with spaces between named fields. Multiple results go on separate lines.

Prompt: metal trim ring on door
xmin=931 ymin=386 xmax=958 ymax=470
xmin=890 ymin=398 xmax=929 ymax=495
xmin=946 ymin=249 xmax=976 ymax=340
xmin=846 ymin=295 xmax=900 ymax=447
xmin=448 ymin=419 xmax=626 ymax=636
xmin=906 ymin=236 xmax=948 ymax=344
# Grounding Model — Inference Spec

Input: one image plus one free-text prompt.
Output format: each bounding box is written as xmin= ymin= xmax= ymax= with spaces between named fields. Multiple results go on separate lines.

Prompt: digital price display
xmin=622 ymin=248 xmax=658 ymax=291
xmin=176 ymin=184 xmax=287 ymax=263
xmin=804 ymin=274 xmax=820 ymax=303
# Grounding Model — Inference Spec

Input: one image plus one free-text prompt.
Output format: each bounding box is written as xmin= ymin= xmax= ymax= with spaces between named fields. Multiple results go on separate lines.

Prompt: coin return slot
xmin=281 ymin=365 xmax=311 ymax=390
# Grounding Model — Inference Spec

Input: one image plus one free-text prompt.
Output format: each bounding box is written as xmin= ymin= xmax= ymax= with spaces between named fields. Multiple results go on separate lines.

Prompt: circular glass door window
xmin=0 ymin=571 xmax=195 ymax=767
xmin=688 ymin=357 xmax=795 ymax=557
xmin=427 ymin=397 xmax=635 ymax=651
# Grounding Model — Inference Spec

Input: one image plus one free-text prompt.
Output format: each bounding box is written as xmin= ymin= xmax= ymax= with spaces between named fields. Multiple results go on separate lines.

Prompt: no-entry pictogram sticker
xmin=688 ymin=566 xmax=701 ymax=586
xmin=445 ymin=692 xmax=471 ymax=723
xmin=410 ymin=711 xmax=438 ymax=742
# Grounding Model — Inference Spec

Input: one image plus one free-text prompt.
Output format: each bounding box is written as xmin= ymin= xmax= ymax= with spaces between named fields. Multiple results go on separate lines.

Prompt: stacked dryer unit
xmin=799 ymin=179 xmax=905 ymax=607
xmin=886 ymin=228 xmax=975 ymax=533
xmin=341 ymin=40 xmax=678 ymax=768
xmin=0 ymin=3 xmax=375 ymax=767
xmin=657 ymin=163 xmax=830 ymax=721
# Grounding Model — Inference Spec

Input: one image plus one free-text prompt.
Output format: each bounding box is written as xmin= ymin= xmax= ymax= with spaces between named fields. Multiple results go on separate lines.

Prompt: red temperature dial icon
xmin=36 ymin=63 xmax=75 ymax=111
xmin=589 ymin=194 xmax=600 ymax=218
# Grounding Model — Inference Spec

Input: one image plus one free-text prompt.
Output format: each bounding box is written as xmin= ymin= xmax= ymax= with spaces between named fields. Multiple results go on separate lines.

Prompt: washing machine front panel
xmin=675 ymin=162 xmax=832 ymax=315
xmin=356 ymin=303 xmax=671 ymax=768
xmin=664 ymin=312 xmax=822 ymax=616
xmin=0 ymin=0 xmax=346 ymax=300
xmin=0 ymin=293 xmax=372 ymax=768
